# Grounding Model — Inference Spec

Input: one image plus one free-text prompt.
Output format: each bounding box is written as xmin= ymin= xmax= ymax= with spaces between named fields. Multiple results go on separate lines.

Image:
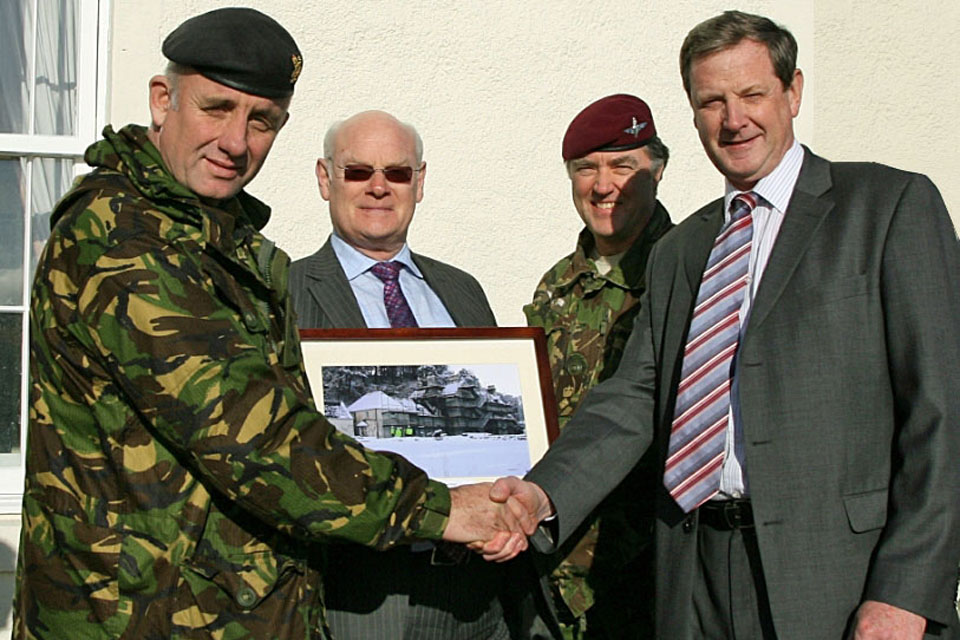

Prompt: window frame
xmin=0 ymin=0 xmax=110 ymax=513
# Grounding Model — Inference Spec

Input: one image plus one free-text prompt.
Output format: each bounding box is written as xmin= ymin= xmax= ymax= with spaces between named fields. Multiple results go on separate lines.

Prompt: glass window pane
xmin=31 ymin=156 xmax=72 ymax=280
xmin=35 ymin=0 xmax=79 ymax=136
xmin=0 ymin=0 xmax=33 ymax=134
xmin=0 ymin=313 xmax=22 ymax=457
xmin=0 ymin=158 xmax=27 ymax=306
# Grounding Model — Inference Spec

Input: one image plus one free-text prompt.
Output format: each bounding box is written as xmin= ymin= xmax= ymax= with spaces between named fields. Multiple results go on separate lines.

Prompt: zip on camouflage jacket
xmin=524 ymin=203 xmax=672 ymax=635
xmin=14 ymin=124 xmax=450 ymax=640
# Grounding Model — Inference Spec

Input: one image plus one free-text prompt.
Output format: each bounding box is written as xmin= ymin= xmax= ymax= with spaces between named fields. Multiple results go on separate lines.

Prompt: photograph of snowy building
xmin=320 ymin=364 xmax=531 ymax=479
xmin=322 ymin=365 xmax=525 ymax=439
xmin=345 ymin=390 xmax=443 ymax=438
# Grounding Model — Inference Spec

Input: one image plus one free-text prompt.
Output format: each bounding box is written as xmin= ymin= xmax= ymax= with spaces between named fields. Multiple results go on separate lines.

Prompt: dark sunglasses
xmin=339 ymin=164 xmax=416 ymax=184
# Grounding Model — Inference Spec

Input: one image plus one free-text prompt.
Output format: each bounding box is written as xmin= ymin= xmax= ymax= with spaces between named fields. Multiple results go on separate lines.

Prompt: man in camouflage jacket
xmin=14 ymin=9 xmax=518 ymax=640
xmin=524 ymin=95 xmax=673 ymax=639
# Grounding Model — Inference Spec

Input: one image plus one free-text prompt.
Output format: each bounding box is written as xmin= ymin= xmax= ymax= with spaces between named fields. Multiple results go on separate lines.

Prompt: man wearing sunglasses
xmin=289 ymin=111 xmax=551 ymax=640
xmin=289 ymin=110 xmax=496 ymax=331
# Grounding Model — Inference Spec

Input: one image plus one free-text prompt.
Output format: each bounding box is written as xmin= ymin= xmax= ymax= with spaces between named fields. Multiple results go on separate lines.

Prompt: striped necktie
xmin=664 ymin=192 xmax=756 ymax=513
xmin=370 ymin=261 xmax=419 ymax=328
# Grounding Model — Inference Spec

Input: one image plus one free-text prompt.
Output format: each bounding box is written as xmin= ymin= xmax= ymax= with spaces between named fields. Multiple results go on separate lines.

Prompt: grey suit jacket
xmin=289 ymin=237 xmax=497 ymax=329
xmin=528 ymin=149 xmax=960 ymax=639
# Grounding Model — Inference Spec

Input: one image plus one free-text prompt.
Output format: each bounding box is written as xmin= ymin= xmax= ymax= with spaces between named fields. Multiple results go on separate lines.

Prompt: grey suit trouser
xmin=323 ymin=544 xmax=511 ymax=640
xmin=692 ymin=519 xmax=777 ymax=639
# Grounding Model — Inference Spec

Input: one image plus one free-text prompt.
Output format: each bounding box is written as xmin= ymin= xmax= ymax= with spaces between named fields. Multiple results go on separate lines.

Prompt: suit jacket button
xmin=682 ymin=515 xmax=695 ymax=533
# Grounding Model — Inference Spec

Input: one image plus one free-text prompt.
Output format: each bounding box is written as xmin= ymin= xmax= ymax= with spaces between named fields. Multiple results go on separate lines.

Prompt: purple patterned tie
xmin=370 ymin=261 xmax=419 ymax=328
xmin=664 ymin=192 xmax=756 ymax=512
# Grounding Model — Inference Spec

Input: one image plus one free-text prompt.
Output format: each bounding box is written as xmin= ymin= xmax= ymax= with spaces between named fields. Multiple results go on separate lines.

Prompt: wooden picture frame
xmin=299 ymin=327 xmax=559 ymax=485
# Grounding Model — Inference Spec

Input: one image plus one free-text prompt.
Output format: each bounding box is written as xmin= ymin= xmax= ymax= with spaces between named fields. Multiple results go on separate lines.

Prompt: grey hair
xmin=163 ymin=61 xmax=194 ymax=109
xmin=645 ymin=136 xmax=669 ymax=173
xmin=323 ymin=114 xmax=424 ymax=164
xmin=680 ymin=10 xmax=798 ymax=96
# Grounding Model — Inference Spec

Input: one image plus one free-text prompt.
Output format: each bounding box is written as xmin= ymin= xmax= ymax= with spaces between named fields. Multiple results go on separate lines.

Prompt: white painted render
xmin=2 ymin=0 xmax=958 ymax=634
xmin=103 ymin=0 xmax=960 ymax=327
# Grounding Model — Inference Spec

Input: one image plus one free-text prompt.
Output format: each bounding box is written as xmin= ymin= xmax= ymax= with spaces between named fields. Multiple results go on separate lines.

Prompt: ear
xmin=316 ymin=158 xmax=332 ymax=201
xmin=148 ymin=75 xmax=174 ymax=130
xmin=788 ymin=68 xmax=804 ymax=117
xmin=414 ymin=162 xmax=426 ymax=203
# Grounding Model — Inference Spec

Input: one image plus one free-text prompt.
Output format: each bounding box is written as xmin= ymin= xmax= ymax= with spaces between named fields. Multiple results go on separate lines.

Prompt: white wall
xmin=3 ymin=0 xmax=958 ymax=635
xmin=813 ymin=0 xmax=960 ymax=223
xmin=105 ymin=0 xmax=960 ymax=328
xmin=106 ymin=0 xmax=819 ymax=327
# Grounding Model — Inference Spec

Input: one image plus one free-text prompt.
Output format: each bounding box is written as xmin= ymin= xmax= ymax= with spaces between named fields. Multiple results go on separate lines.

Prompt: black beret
xmin=562 ymin=94 xmax=656 ymax=161
xmin=162 ymin=7 xmax=302 ymax=98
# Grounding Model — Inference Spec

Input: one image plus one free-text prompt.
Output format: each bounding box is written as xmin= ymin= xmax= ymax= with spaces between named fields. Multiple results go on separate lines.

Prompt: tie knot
xmin=370 ymin=260 xmax=403 ymax=283
xmin=730 ymin=192 xmax=758 ymax=221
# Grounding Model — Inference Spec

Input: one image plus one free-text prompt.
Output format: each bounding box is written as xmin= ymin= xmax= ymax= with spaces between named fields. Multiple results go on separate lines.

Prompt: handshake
xmin=441 ymin=477 xmax=554 ymax=561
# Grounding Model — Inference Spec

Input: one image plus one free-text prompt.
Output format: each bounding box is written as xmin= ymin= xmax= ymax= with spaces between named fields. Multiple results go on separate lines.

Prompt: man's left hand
xmin=849 ymin=600 xmax=926 ymax=640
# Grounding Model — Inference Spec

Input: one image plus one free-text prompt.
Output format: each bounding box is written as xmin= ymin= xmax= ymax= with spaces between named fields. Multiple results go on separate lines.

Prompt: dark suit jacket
xmin=289 ymin=236 xmax=497 ymax=328
xmin=289 ymin=237 xmax=559 ymax=640
xmin=528 ymin=149 xmax=960 ymax=639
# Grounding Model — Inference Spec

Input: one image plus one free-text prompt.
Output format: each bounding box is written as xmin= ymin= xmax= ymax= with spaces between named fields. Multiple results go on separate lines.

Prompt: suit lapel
xmin=747 ymin=150 xmax=834 ymax=331
xmin=305 ymin=239 xmax=367 ymax=328
xmin=682 ymin=200 xmax=726 ymax=297
xmin=412 ymin=254 xmax=466 ymax=327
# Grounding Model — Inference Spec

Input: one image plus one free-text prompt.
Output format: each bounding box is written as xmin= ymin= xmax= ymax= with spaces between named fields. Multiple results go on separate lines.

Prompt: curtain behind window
xmin=0 ymin=0 xmax=80 ymax=456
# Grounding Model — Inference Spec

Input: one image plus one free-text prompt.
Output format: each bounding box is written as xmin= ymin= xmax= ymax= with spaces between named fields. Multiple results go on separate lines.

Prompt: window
xmin=0 ymin=0 xmax=108 ymax=511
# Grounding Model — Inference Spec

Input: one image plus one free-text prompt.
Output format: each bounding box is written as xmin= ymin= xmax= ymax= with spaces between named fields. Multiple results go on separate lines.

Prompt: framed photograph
xmin=299 ymin=327 xmax=559 ymax=486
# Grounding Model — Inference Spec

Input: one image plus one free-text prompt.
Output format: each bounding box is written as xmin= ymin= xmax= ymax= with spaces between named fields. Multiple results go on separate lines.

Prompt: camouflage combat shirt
xmin=523 ymin=203 xmax=672 ymax=631
xmin=14 ymin=125 xmax=450 ymax=640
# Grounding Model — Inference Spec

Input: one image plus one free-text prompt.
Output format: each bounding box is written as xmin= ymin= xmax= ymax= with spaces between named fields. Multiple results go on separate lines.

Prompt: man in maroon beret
xmin=523 ymin=94 xmax=674 ymax=639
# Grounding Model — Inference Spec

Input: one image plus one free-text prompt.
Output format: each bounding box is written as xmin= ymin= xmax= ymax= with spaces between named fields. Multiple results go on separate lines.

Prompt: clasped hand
xmin=442 ymin=477 xmax=553 ymax=562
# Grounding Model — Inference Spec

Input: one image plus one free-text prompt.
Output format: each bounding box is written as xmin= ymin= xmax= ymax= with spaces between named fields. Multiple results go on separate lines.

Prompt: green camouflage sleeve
xmin=47 ymin=193 xmax=449 ymax=547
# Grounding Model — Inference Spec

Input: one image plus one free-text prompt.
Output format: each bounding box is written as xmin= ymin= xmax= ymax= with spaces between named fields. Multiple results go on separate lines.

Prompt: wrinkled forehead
xmin=689 ymin=38 xmax=777 ymax=81
xmin=175 ymin=71 xmax=290 ymax=112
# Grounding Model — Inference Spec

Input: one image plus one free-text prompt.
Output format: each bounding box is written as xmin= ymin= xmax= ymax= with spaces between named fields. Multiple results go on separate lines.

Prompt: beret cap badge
xmin=290 ymin=54 xmax=303 ymax=85
xmin=624 ymin=117 xmax=648 ymax=138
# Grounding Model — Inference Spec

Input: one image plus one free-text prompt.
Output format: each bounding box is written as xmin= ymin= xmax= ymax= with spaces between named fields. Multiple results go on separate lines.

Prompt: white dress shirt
xmin=719 ymin=140 xmax=805 ymax=498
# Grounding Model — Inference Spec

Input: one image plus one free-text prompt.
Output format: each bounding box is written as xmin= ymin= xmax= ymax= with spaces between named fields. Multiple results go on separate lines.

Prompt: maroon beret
xmin=562 ymin=94 xmax=657 ymax=161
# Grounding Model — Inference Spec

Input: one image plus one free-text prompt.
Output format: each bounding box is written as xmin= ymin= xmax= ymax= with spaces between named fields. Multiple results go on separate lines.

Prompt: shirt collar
xmin=329 ymin=233 xmax=423 ymax=281
xmin=723 ymin=139 xmax=804 ymax=220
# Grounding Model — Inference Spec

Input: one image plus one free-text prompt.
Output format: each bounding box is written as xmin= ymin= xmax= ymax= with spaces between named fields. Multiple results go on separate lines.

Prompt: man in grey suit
xmin=289 ymin=110 xmax=495 ymax=330
xmin=486 ymin=10 xmax=960 ymax=639
xmin=289 ymin=111 xmax=550 ymax=640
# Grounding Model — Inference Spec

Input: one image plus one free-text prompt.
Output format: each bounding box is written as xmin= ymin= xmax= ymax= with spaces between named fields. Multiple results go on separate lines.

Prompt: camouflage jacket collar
xmin=555 ymin=200 xmax=673 ymax=293
xmin=66 ymin=124 xmax=272 ymax=249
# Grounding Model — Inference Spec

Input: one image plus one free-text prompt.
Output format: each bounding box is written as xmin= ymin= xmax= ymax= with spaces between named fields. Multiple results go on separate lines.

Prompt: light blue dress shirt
xmin=329 ymin=233 xmax=456 ymax=328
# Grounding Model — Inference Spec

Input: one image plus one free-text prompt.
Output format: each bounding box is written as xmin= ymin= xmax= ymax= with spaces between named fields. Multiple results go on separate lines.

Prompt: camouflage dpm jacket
xmin=14 ymin=125 xmax=450 ymax=640
xmin=523 ymin=203 xmax=672 ymax=631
